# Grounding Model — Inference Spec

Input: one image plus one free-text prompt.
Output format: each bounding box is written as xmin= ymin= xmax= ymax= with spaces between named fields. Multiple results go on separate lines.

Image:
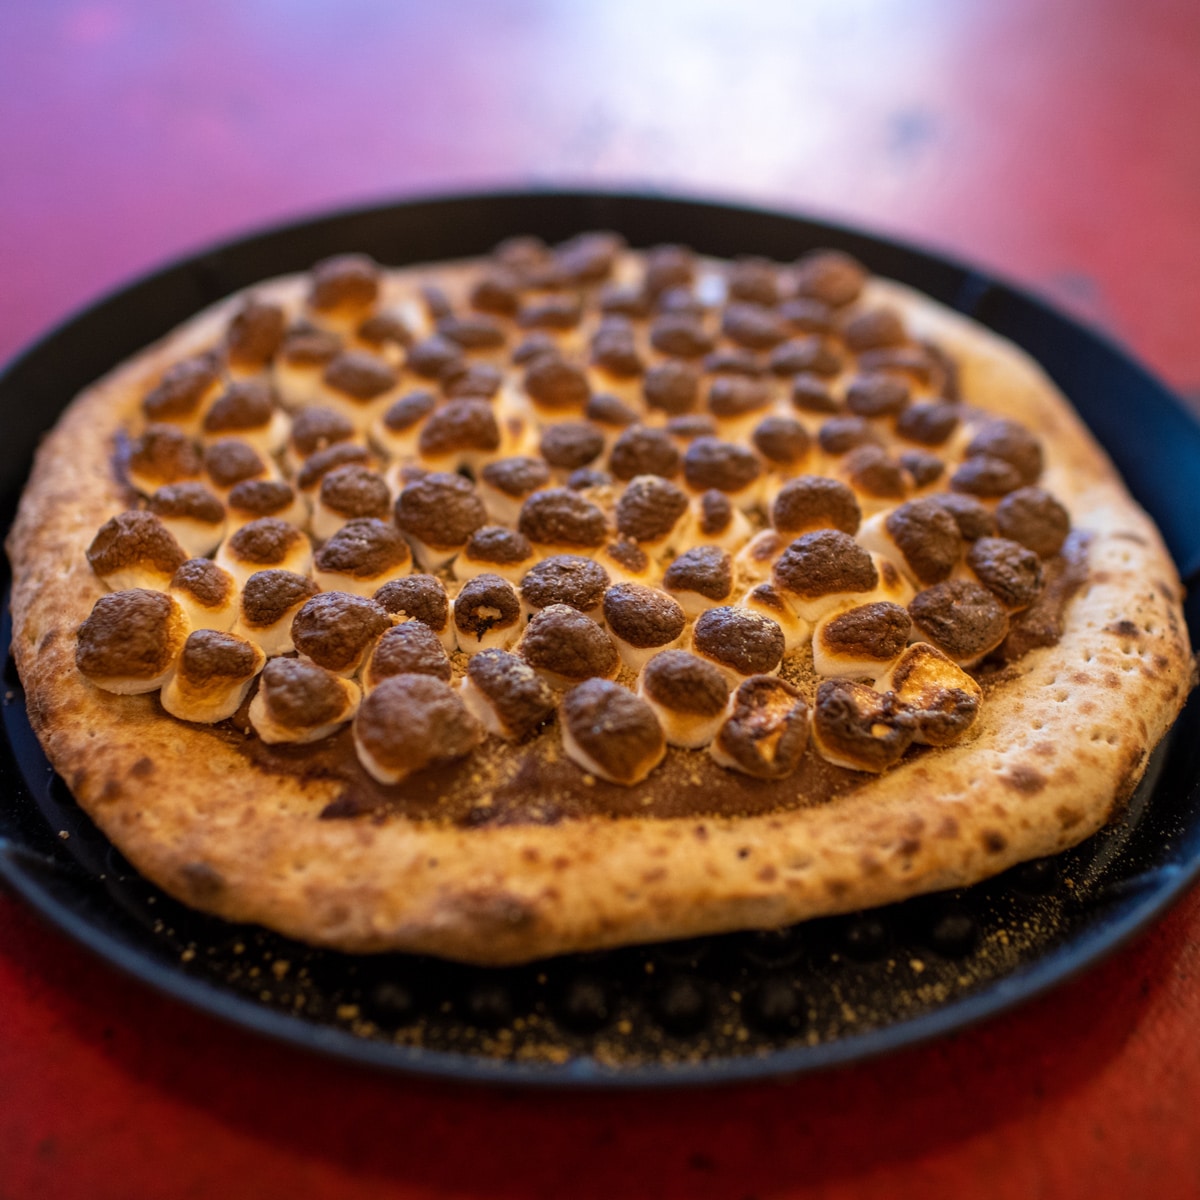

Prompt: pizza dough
xmin=6 ymin=235 xmax=1193 ymax=964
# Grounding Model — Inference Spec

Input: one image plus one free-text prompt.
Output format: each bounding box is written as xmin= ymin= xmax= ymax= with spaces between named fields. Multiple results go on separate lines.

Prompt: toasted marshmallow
xmin=737 ymin=582 xmax=808 ymax=651
xmin=284 ymin=405 xmax=357 ymax=476
xmin=249 ymin=656 xmax=361 ymax=745
xmin=226 ymin=478 xmax=308 ymax=532
xmin=959 ymin=536 xmax=1044 ymax=613
xmin=224 ymin=295 xmax=286 ymax=376
xmin=316 ymin=349 xmax=403 ymax=431
xmin=863 ymin=554 xmax=917 ymax=609
xmin=751 ymin=413 xmax=811 ymax=474
xmin=602 ymin=583 xmax=686 ymax=671
xmin=687 ymin=488 xmax=752 ymax=554
xmin=215 ymin=517 xmax=312 ymax=588
xmin=313 ymin=518 xmax=412 ymax=597
xmin=518 ymin=604 xmax=619 ymax=688
xmin=539 ymin=421 xmax=606 ymax=480
xmin=291 ymin=592 xmax=392 ymax=677
xmin=771 ymin=475 xmax=861 ymax=538
xmin=453 ymin=526 xmax=538 ymax=584
xmin=394 ymin=472 xmax=488 ymax=571
xmin=608 ymin=426 xmax=682 ymax=485
xmin=140 ymin=353 xmax=223 ymax=434
xmin=86 ymin=510 xmax=188 ymax=592
xmin=201 ymin=378 xmax=290 ymax=457
xmin=908 ymin=579 xmax=1010 ymax=667
xmin=733 ymin=529 xmax=786 ymax=584
xmin=203 ymin=437 xmax=280 ymax=501
xmin=662 ymin=545 xmax=734 ymax=617
xmin=460 ymin=649 xmax=556 ymax=741
xmin=169 ymin=558 xmax=239 ymax=632
xmin=811 ymin=678 xmax=916 ymax=773
xmin=681 ymin=437 xmax=763 ymax=511
xmin=353 ymin=674 xmax=481 ymax=785
xmin=160 ymin=629 xmax=265 ymax=723
xmin=812 ymin=601 xmax=912 ymax=681
xmin=595 ymin=538 xmax=657 ymax=586
xmin=520 ymin=554 xmax=610 ymax=620
xmin=74 ymin=589 xmax=190 ymax=695
xmin=417 ymin=398 xmax=505 ymax=473
xmin=517 ymin=487 xmax=609 ymax=558
xmin=126 ymin=424 xmax=203 ymax=496
xmin=311 ymin=464 xmax=392 ymax=542
xmin=875 ymin=642 xmax=983 ymax=747
xmin=638 ymin=649 xmax=729 ymax=748
xmin=274 ymin=322 xmax=345 ymax=408
xmin=477 ymin=455 xmax=552 ymax=526
xmin=771 ymin=529 xmax=879 ymax=622
xmin=370 ymin=389 xmax=437 ymax=460
xmin=147 ymin=483 xmax=227 ymax=557
xmin=295 ymin=442 xmax=375 ymax=503
xmin=992 ymin=487 xmax=1070 ymax=557
xmin=307 ymin=253 xmax=381 ymax=327
xmin=837 ymin=445 xmax=911 ymax=515
xmin=559 ymin=678 xmax=665 ymax=785
xmin=710 ymin=676 xmax=811 ymax=779
xmin=522 ymin=355 xmax=592 ymax=419
xmin=856 ymin=499 xmax=963 ymax=588
xmin=614 ymin=475 xmax=691 ymax=558
xmin=363 ymin=621 xmax=453 ymax=691
xmin=453 ymin=573 xmax=523 ymax=654
xmin=690 ymin=606 xmax=785 ymax=684
xmin=232 ymin=569 xmax=319 ymax=656
xmin=373 ymin=574 xmax=453 ymax=653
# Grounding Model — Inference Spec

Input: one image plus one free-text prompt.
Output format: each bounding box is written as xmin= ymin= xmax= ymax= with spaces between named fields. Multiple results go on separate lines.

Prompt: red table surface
xmin=2 ymin=2 xmax=1199 ymax=1196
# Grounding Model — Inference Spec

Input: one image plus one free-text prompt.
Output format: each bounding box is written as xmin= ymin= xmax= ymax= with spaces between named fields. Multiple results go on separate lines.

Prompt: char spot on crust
xmin=820 ymin=602 xmax=911 ymax=659
xmin=644 ymin=359 xmax=701 ymax=415
xmin=454 ymin=574 xmax=521 ymax=638
xmin=204 ymin=439 xmax=268 ymax=489
xmin=520 ymin=604 xmax=618 ymax=682
xmin=75 ymin=589 xmax=180 ymax=679
xmin=382 ymin=390 xmax=437 ymax=433
xmin=517 ymin=488 xmax=607 ymax=549
xmin=909 ymin=579 xmax=1009 ymax=659
xmin=480 ymin=455 xmax=551 ymax=498
xmin=319 ymin=464 xmax=391 ymax=520
xmin=309 ymin=253 xmax=380 ymax=312
xmin=226 ymin=298 xmax=286 ymax=368
xmin=315 ymin=518 xmax=411 ymax=578
xmin=292 ymin=592 xmax=391 ymax=672
xmin=202 ymin=379 xmax=275 ymax=433
xmin=609 ymin=426 xmax=682 ymax=482
xmin=373 ymin=574 xmax=449 ymax=630
xmin=642 ymin=649 xmax=729 ymax=715
xmin=395 ymin=472 xmax=487 ymax=549
xmin=560 ymin=678 xmax=665 ymax=784
xmin=368 ymin=622 xmax=452 ymax=684
xmin=148 ymin=482 xmax=225 ymax=524
xmin=465 ymin=525 xmax=534 ymax=566
xmin=965 ymin=418 xmax=1043 ymax=485
xmin=521 ymin=555 xmax=610 ymax=613
xmin=616 ymin=476 xmax=690 ymax=543
xmin=228 ymin=517 xmax=304 ymax=565
xmin=524 ymin=356 xmax=591 ymax=410
xmin=143 ymin=354 xmax=220 ymax=421
xmin=86 ymin=510 xmax=187 ymax=577
xmin=129 ymin=424 xmax=202 ymax=485
xmin=664 ymin=545 xmax=733 ymax=601
xmin=714 ymin=676 xmax=811 ymax=779
xmin=693 ymin=607 xmax=785 ymax=676
xmin=772 ymin=475 xmax=860 ymax=536
xmin=886 ymin=498 xmax=964 ymax=584
xmin=179 ymin=629 xmax=260 ymax=684
xmin=296 ymin=442 xmax=371 ymax=491
xmin=418 ymin=399 xmax=501 ymax=458
xmin=466 ymin=649 xmax=557 ymax=740
xmin=539 ymin=422 xmax=605 ymax=470
xmin=171 ymin=558 xmax=234 ymax=608
xmin=682 ymin=437 xmax=762 ymax=494
xmin=994 ymin=487 xmax=1071 ymax=557
xmin=773 ymin=530 xmax=878 ymax=598
xmin=227 ymin=478 xmax=296 ymax=518
xmin=603 ymin=584 xmax=686 ymax=648
xmin=966 ymin=537 xmax=1044 ymax=609
xmin=240 ymin=570 xmax=319 ymax=627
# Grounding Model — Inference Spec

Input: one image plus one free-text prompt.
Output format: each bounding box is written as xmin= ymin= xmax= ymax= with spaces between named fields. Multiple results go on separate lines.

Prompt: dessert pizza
xmin=6 ymin=232 xmax=1192 ymax=965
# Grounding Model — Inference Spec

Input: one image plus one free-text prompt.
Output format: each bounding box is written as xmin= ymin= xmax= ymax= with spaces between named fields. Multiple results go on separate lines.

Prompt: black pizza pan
xmin=2 ymin=190 xmax=1199 ymax=1089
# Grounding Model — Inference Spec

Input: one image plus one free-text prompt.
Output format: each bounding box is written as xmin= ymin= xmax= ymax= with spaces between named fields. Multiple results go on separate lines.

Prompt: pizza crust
xmin=7 ymin=259 xmax=1192 ymax=964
